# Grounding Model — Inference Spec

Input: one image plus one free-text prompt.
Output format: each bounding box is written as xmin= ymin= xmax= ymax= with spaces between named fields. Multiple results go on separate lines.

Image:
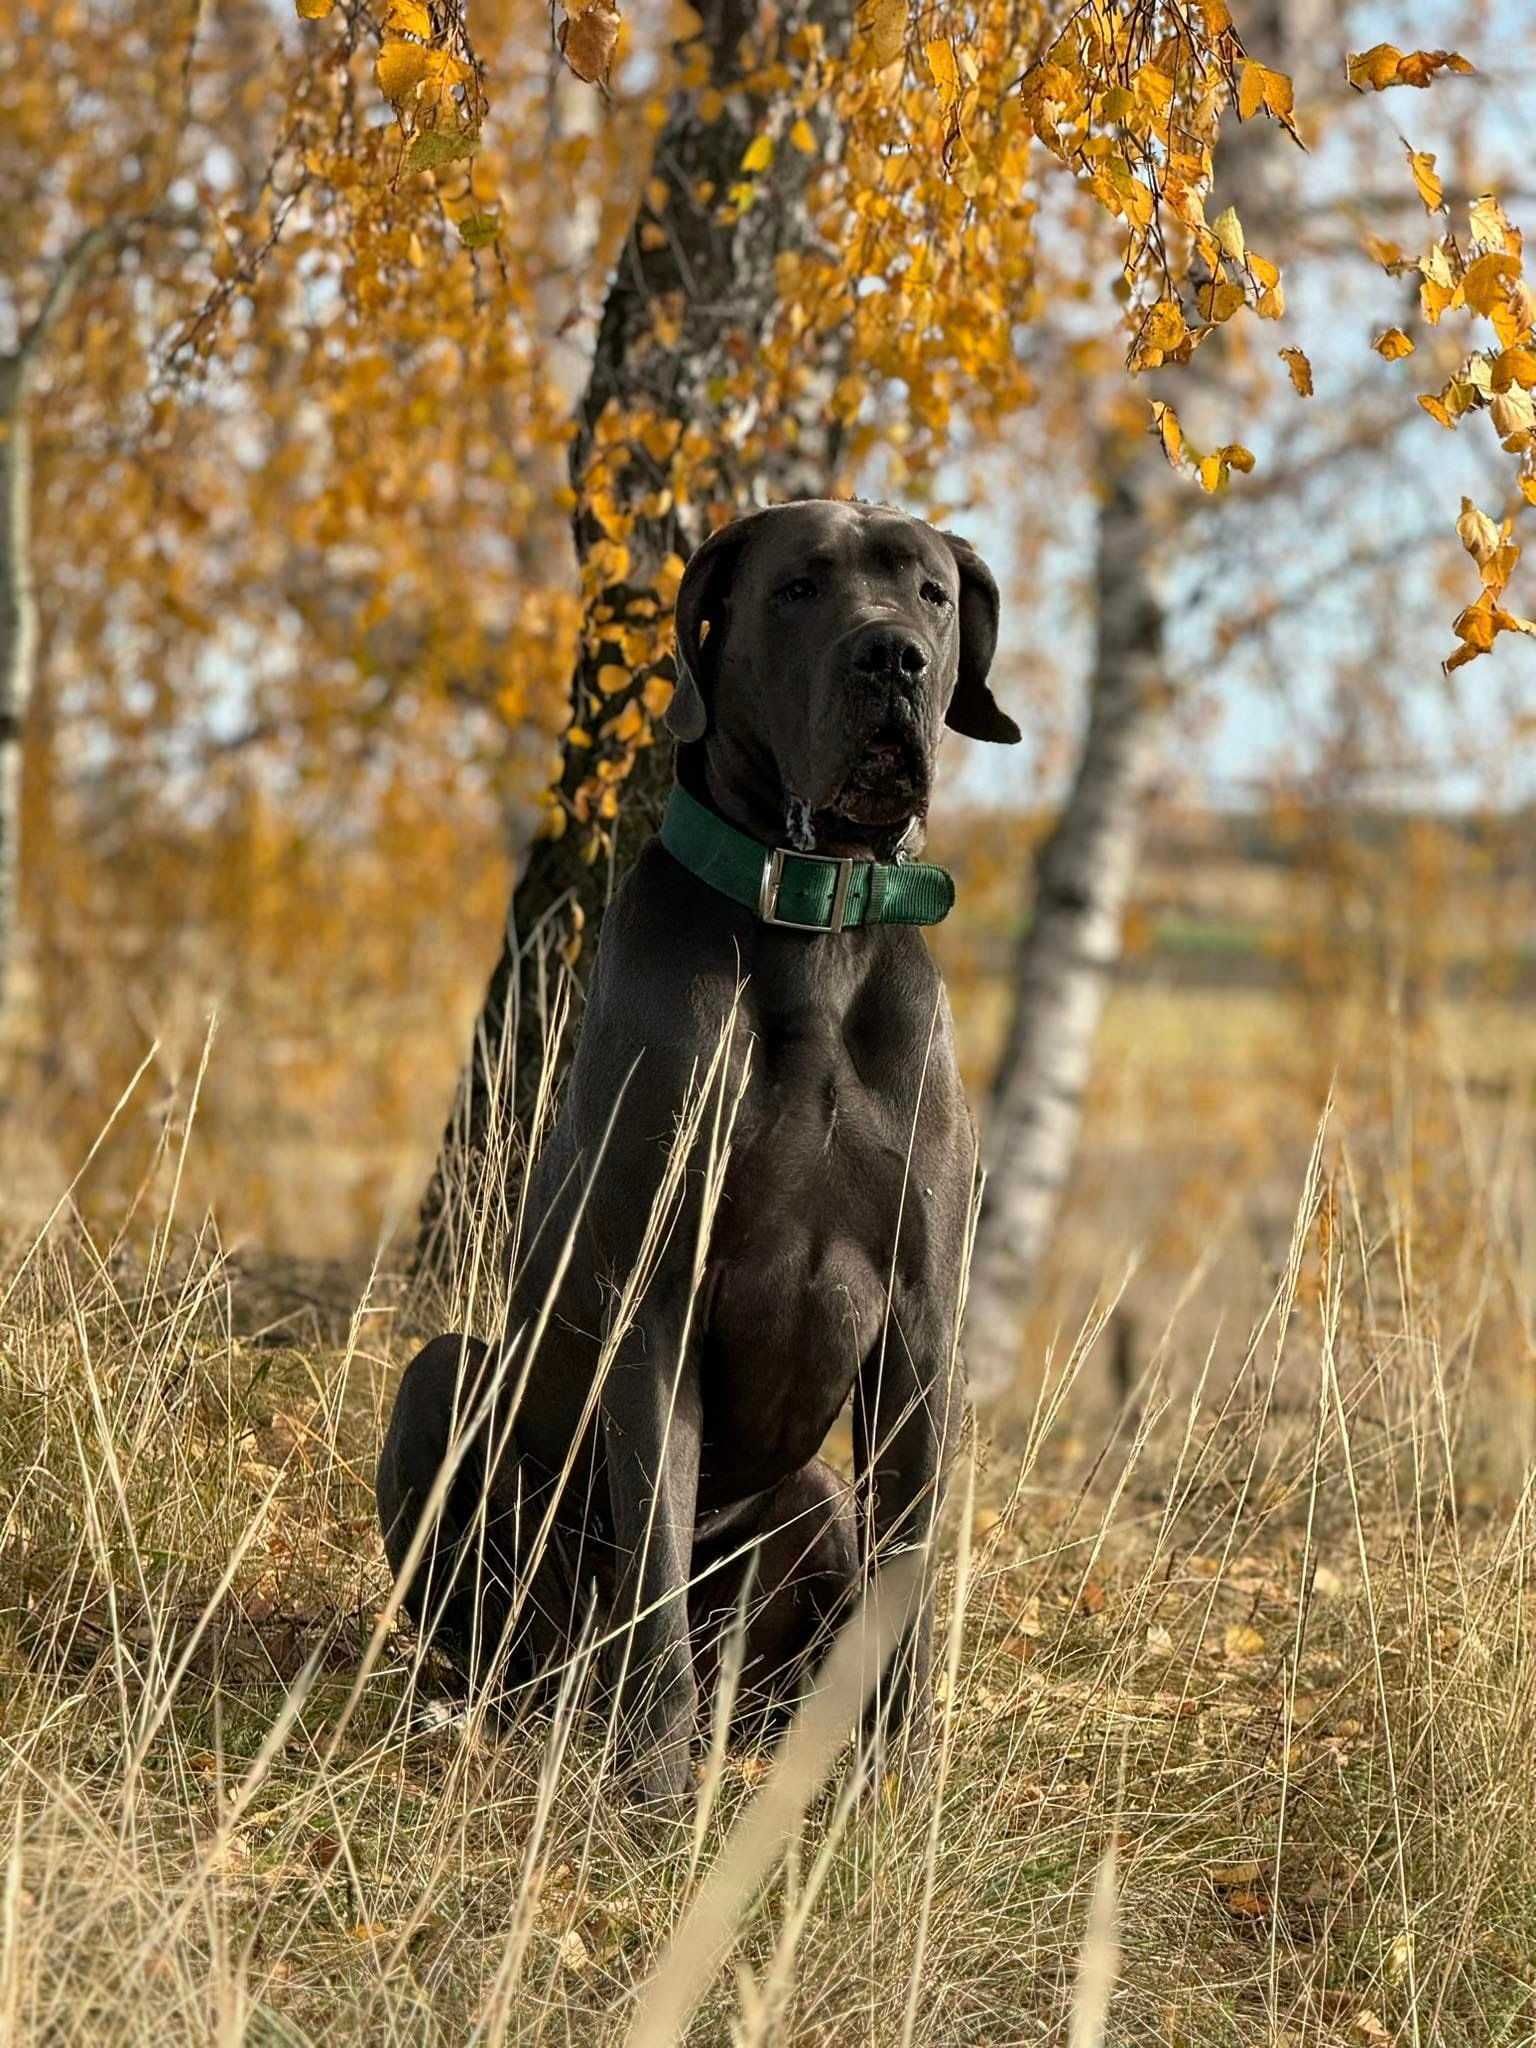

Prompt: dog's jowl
xmin=376 ymin=499 xmax=1019 ymax=1806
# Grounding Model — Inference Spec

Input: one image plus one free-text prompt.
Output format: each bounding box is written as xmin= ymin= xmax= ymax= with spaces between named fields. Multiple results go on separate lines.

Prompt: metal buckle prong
xmin=758 ymin=847 xmax=855 ymax=931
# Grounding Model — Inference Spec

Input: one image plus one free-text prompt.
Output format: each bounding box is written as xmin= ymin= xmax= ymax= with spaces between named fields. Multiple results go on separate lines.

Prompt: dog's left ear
xmin=665 ymin=516 xmax=754 ymax=742
xmin=941 ymin=531 xmax=1021 ymax=745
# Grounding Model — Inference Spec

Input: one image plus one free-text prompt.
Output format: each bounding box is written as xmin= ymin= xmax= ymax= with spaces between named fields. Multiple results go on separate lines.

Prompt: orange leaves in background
xmin=1379 ymin=173 xmax=1536 ymax=590
xmin=856 ymin=0 xmax=909 ymax=72
xmin=1279 ymin=346 xmax=1313 ymax=396
xmin=1406 ymin=147 xmax=1443 ymax=214
xmin=558 ymin=0 xmax=623 ymax=86
xmin=1147 ymin=402 xmax=1252 ymax=494
xmin=1372 ymin=327 xmax=1414 ymax=360
xmin=1445 ymin=498 xmax=1536 ymax=673
xmin=1018 ymin=0 xmax=1293 ymax=391
xmin=1236 ymin=59 xmax=1296 ymax=134
xmin=1346 ymin=45 xmax=1473 ymax=93
xmin=371 ymin=0 xmax=485 ymax=152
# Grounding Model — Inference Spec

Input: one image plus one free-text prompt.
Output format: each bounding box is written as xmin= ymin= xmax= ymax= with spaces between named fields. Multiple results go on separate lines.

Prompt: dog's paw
xmin=626 ymin=1748 xmax=697 ymax=1828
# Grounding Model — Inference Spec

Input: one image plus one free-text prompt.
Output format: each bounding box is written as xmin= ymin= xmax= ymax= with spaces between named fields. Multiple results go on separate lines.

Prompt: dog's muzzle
xmin=825 ymin=720 xmax=931 ymax=828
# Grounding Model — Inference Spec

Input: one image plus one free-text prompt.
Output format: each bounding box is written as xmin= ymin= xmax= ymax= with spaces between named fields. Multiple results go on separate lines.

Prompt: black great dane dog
xmin=377 ymin=499 xmax=1018 ymax=1805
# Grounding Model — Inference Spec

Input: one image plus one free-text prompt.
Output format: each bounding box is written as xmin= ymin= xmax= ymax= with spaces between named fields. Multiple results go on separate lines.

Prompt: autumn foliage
xmin=0 ymin=0 xmax=1530 ymax=1235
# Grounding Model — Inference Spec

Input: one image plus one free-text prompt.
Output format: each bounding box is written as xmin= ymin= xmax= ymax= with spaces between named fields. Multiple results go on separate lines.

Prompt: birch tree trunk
xmin=0 ymin=226 xmax=116 ymax=1051
xmin=964 ymin=434 xmax=1166 ymax=1398
xmin=966 ymin=0 xmax=1298 ymax=1399
xmin=416 ymin=0 xmax=849 ymax=1273
xmin=0 ymin=350 xmax=39 ymax=1045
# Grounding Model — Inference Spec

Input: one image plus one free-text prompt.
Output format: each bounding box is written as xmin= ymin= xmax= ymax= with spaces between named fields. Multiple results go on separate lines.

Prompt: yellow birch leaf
xmin=1456 ymin=496 xmax=1501 ymax=566
xmin=1348 ymin=44 xmax=1469 ymax=90
xmin=1212 ymin=205 xmax=1245 ymax=264
xmin=376 ymin=39 xmax=432 ymax=101
xmin=559 ymin=0 xmax=621 ymax=84
xmin=740 ymin=134 xmax=775 ymax=174
xmin=1149 ymin=399 xmax=1184 ymax=466
xmin=1280 ymin=346 xmax=1314 ymax=395
xmin=1470 ymin=193 xmax=1517 ymax=252
xmin=1373 ymin=327 xmax=1415 ymax=360
xmin=1346 ymin=43 xmax=1403 ymax=91
xmin=1395 ymin=48 xmax=1473 ymax=87
xmin=383 ymin=0 xmax=432 ymax=32
xmin=1142 ymin=298 xmax=1188 ymax=353
xmin=1452 ymin=593 xmax=1497 ymax=649
xmin=1407 ymin=147 xmax=1444 ymax=213
xmin=926 ymin=38 xmax=960 ymax=108
xmin=603 ymin=698 xmax=646 ymax=742
xmin=857 ymin=0 xmax=907 ymax=71
xmin=1237 ymin=61 xmax=1267 ymax=121
xmin=788 ymin=118 xmax=817 ymax=155
xmin=1201 ymin=278 xmax=1246 ymax=325
xmin=1494 ymin=344 xmax=1536 ymax=389
xmin=1262 ymin=68 xmax=1295 ymax=122
xmin=586 ymin=538 xmax=632 ymax=585
xmin=296 ymin=0 xmax=334 ymax=17
xmin=1462 ymin=251 xmax=1519 ymax=317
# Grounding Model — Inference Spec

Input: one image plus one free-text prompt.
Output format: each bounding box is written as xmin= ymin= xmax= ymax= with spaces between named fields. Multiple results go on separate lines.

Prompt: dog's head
xmin=665 ymin=499 xmax=1019 ymax=856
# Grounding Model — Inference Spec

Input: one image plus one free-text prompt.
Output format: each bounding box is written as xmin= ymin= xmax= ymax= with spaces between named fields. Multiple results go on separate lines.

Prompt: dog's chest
xmin=696 ymin=1014 xmax=964 ymax=1491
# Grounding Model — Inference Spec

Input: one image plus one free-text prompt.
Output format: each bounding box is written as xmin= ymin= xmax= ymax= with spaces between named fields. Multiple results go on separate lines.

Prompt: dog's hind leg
xmin=376 ymin=1333 xmax=581 ymax=1698
xmin=690 ymin=1458 xmax=858 ymax=1739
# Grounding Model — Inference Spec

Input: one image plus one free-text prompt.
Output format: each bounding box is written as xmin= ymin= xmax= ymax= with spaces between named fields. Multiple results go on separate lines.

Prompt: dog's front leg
xmin=853 ymin=1318 xmax=962 ymax=1754
xmin=602 ymin=1333 xmax=702 ymax=1809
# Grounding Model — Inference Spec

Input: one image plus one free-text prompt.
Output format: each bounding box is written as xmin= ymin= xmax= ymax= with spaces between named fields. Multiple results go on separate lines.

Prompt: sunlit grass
xmin=0 ymin=1001 xmax=1533 ymax=2043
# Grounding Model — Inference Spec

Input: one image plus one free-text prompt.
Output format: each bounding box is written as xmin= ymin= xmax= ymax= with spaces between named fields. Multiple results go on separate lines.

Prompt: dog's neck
xmin=681 ymin=739 xmax=921 ymax=865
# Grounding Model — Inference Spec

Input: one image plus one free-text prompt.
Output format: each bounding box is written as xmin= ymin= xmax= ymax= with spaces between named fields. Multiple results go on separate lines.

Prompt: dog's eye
xmin=776 ymin=577 xmax=818 ymax=604
xmin=920 ymin=580 xmax=953 ymax=608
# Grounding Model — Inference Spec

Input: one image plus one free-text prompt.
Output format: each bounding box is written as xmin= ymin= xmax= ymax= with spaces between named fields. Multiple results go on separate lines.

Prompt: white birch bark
xmin=0 ymin=348 xmax=38 ymax=1035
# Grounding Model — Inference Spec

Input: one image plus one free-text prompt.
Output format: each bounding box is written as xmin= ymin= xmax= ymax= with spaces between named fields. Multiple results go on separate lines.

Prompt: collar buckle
xmin=757 ymin=847 xmax=855 ymax=931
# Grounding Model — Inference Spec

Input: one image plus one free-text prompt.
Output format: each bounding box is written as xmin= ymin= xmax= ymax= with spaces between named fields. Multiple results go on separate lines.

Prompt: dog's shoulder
xmin=588 ymin=839 xmax=754 ymax=992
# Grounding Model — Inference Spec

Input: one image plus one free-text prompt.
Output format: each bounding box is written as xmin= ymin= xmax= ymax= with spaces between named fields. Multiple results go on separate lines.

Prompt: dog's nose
xmin=850 ymin=626 xmax=930 ymax=683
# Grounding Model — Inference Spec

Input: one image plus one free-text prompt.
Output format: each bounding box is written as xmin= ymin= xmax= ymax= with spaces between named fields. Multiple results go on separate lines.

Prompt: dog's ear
xmin=666 ymin=517 xmax=754 ymax=742
xmin=941 ymin=531 xmax=1021 ymax=745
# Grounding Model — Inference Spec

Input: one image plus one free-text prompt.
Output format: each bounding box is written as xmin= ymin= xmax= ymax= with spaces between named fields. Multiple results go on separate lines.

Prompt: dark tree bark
xmin=416 ymin=0 xmax=850 ymax=1274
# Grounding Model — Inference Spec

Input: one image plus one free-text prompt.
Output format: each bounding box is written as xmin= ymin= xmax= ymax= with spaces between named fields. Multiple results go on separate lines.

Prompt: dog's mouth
xmin=819 ymin=728 xmax=929 ymax=833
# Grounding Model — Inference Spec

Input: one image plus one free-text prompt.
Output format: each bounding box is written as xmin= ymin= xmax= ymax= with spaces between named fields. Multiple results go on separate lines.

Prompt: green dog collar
xmin=659 ymin=784 xmax=955 ymax=932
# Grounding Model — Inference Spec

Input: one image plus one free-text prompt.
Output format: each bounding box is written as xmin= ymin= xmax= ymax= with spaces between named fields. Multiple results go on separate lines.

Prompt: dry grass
xmin=0 ymin=994 xmax=1533 ymax=2046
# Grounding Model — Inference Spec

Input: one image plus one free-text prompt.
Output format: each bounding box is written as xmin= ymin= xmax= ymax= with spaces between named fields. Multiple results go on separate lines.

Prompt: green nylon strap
xmin=659 ymin=785 xmax=955 ymax=931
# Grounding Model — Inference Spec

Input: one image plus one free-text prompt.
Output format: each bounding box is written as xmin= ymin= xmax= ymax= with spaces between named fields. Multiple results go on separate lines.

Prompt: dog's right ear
xmin=666 ymin=516 xmax=754 ymax=742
